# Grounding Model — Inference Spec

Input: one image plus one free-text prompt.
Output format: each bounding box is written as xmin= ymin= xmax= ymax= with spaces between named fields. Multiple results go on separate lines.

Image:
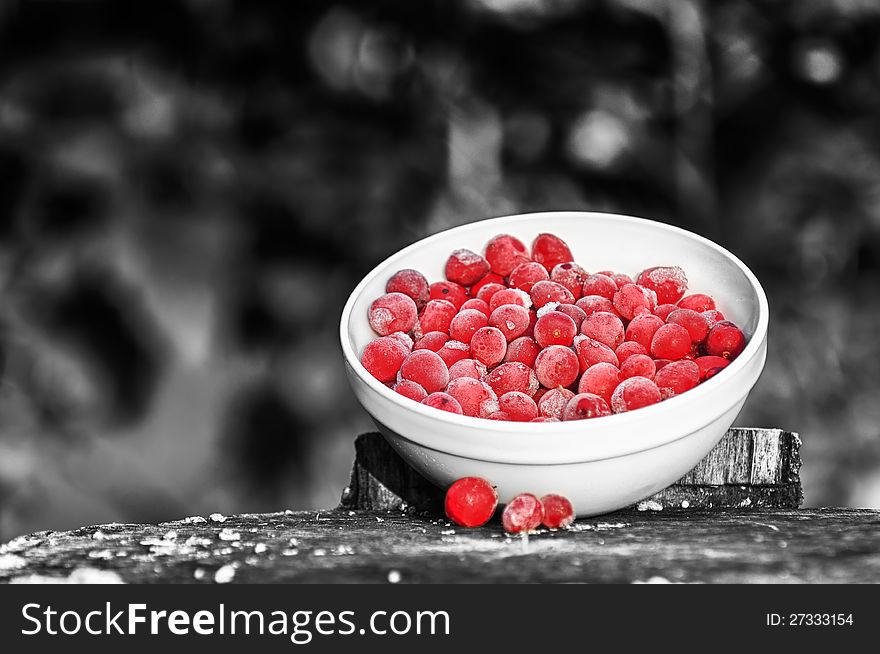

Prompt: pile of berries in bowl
xmin=340 ymin=212 xmax=768 ymax=517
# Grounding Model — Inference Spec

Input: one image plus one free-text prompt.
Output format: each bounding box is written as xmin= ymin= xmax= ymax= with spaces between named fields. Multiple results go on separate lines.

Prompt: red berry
xmin=488 ymin=304 xmax=531 ymax=342
xmin=446 ymin=377 xmax=499 ymax=418
xmin=449 ymin=309 xmax=489 ymax=345
xmin=666 ymin=308 xmax=709 ymax=344
xmin=653 ymin=358 xmax=672 ymax=371
xmin=613 ymin=283 xmax=657 ymax=320
xmin=429 ymin=280 xmax=469 ymax=310
xmin=701 ymin=309 xmax=725 ymax=328
xmin=530 ymin=416 xmax=559 ymax=423
xmin=471 ymin=272 xmax=505 ymax=296
xmin=530 ymin=280 xmax=575 ymax=309
xmin=394 ymin=379 xmax=428 ymax=402
xmin=469 ymin=326 xmax=508 ymax=367
xmin=550 ymin=262 xmax=588 ymax=299
xmin=608 ymin=272 xmax=634 ymax=289
xmin=386 ymin=269 xmax=430 ymax=311
xmin=486 ymin=362 xmax=539 ymax=397
xmin=445 ymin=477 xmax=498 ymax=527
xmin=369 ymin=292 xmax=418 ymax=336
xmin=677 ymin=293 xmax=715 ymax=313
xmin=534 ymin=310 xmax=578 ymax=347
xmin=460 ymin=297 xmax=491 ymax=318
xmin=619 ymin=353 xmax=656 ymax=381
xmin=445 ymin=249 xmax=490 ymax=287
xmin=487 ymin=411 xmax=511 ymax=421
xmin=399 ymin=349 xmax=449 ymax=393
xmin=610 ymin=377 xmax=662 ymax=413
xmin=654 ymin=360 xmax=700 ymax=398
xmin=418 ymin=299 xmax=457 ymax=334
xmin=636 ymin=266 xmax=688 ymax=305
xmin=695 ymin=355 xmax=730 ymax=380
xmin=498 ymin=391 xmax=539 ymax=421
xmin=615 ymin=340 xmax=647 ymax=364
xmin=485 ymin=234 xmax=530 ymax=276
xmin=413 ymin=331 xmax=449 ymax=352
xmin=624 ymin=314 xmax=665 ymax=351
xmin=387 ymin=331 xmax=414 ymax=352
xmin=581 ymin=274 xmax=617 ymax=300
xmin=578 ymin=362 xmax=621 ymax=405
xmin=650 ymin=323 xmax=692 ymax=360
xmin=541 ymin=494 xmax=574 ymax=529
xmin=448 ymin=358 xmax=488 ymax=382
xmin=502 ymin=493 xmax=544 ymax=534
xmin=576 ymin=294 xmax=617 ymax=317
xmin=436 ymin=340 xmax=471 ymax=367
xmin=422 ymin=392 xmax=463 ymax=414
xmin=554 ymin=303 xmax=586 ymax=331
xmin=508 ymin=261 xmax=549 ymax=293
xmin=475 ymin=282 xmax=508 ymax=304
xmin=574 ymin=335 xmax=619 ymax=372
xmin=488 ymin=287 xmax=532 ymax=313
xmin=705 ymin=321 xmax=746 ymax=360
xmin=580 ymin=311 xmax=625 ymax=350
xmin=653 ymin=303 xmax=678 ymax=321
xmin=534 ymin=345 xmax=580 ymax=388
xmin=504 ymin=336 xmax=541 ymax=368
xmin=538 ymin=387 xmax=575 ymax=420
xmin=361 ymin=337 xmax=409 ymax=383
xmin=532 ymin=233 xmax=574 ymax=272
xmin=562 ymin=393 xmax=611 ymax=420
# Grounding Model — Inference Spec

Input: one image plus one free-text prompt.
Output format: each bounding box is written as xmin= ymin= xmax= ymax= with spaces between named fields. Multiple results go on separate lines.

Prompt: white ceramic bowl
xmin=340 ymin=211 xmax=768 ymax=516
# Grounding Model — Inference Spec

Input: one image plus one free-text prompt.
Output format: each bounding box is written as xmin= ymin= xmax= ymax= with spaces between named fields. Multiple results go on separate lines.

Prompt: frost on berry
xmin=488 ymin=304 xmax=531 ymax=342
xmin=469 ymin=326 xmax=508 ymax=367
xmin=386 ymin=269 xmax=430 ymax=311
xmin=394 ymin=379 xmax=428 ymax=402
xmin=508 ymin=261 xmax=550 ymax=293
xmin=488 ymin=287 xmax=532 ymax=313
xmin=502 ymin=493 xmax=544 ymax=534
xmin=449 ymin=309 xmax=489 ymax=345
xmin=562 ymin=393 xmax=611 ymax=420
xmin=705 ymin=321 xmax=746 ymax=360
xmin=532 ymin=233 xmax=574 ymax=272
xmin=436 ymin=339 xmax=471 ymax=367
xmin=534 ymin=310 xmax=577 ymax=347
xmin=475 ymin=282 xmax=508 ymax=304
xmin=666 ymin=308 xmax=710 ymax=344
xmin=580 ymin=311 xmax=625 ymax=350
xmin=574 ymin=335 xmax=619 ymax=372
xmin=537 ymin=387 xmax=575 ymax=420
xmin=610 ymin=377 xmax=662 ymax=413
xmin=636 ymin=266 xmax=688 ymax=305
xmin=446 ymin=377 xmax=499 ymax=418
xmin=530 ymin=280 xmax=575 ymax=309
xmin=461 ymin=298 xmax=491 ymax=318
xmin=619 ymin=353 xmax=656 ymax=381
xmin=541 ymin=494 xmax=575 ymax=529
xmin=504 ymin=336 xmax=541 ymax=368
xmin=650 ymin=323 xmax=691 ymax=360
xmin=677 ymin=293 xmax=716 ymax=313
xmin=448 ymin=358 xmax=488 ymax=382
xmin=368 ymin=292 xmax=418 ymax=336
xmin=486 ymin=362 xmax=539 ymax=397
xmin=554 ymin=303 xmax=587 ymax=331
xmin=613 ymin=283 xmax=657 ymax=321
xmin=534 ymin=345 xmax=579 ymax=388
xmin=581 ymin=274 xmax=617 ymax=300
xmin=471 ymin=272 xmax=505 ymax=297
xmin=498 ymin=391 xmax=539 ymax=421
xmin=422 ymin=392 xmax=463 ymax=414
xmin=576 ymin=294 xmax=616 ymax=317
xmin=361 ymin=337 xmax=409 ymax=382
xmin=418 ymin=299 xmax=457 ymax=334
xmin=399 ymin=349 xmax=450 ymax=393
xmin=445 ymin=249 xmax=490 ymax=287
xmin=413 ymin=331 xmax=449 ymax=352
xmin=624 ymin=314 xmax=664 ymax=351
xmin=615 ymin=340 xmax=647 ymax=364
xmin=429 ymin=280 xmax=469 ymax=310
xmin=550 ymin=262 xmax=588 ymax=299
xmin=484 ymin=234 xmax=530 ymax=276
xmin=655 ymin=360 xmax=700 ymax=398
xmin=578 ymin=362 xmax=621 ymax=405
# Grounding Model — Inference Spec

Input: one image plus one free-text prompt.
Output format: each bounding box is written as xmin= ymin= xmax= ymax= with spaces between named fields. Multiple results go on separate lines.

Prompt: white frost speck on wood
xmin=636 ymin=500 xmax=664 ymax=512
xmin=387 ymin=570 xmax=402 ymax=584
xmin=9 ymin=567 xmax=125 ymax=584
xmin=214 ymin=564 xmax=236 ymax=584
xmin=209 ymin=513 xmax=227 ymax=523
xmin=218 ymin=529 xmax=241 ymax=542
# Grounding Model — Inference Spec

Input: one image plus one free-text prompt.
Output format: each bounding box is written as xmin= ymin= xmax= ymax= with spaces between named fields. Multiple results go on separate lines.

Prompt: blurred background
xmin=2 ymin=0 xmax=880 ymax=540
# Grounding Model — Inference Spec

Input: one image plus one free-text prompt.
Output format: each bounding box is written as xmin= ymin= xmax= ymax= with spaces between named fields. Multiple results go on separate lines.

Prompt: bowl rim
xmin=339 ymin=211 xmax=769 ymax=437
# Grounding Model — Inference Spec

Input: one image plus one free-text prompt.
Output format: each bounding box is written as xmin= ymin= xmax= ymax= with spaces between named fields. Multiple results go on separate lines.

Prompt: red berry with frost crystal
xmin=448 ymin=358 xmax=488 ymax=382
xmin=650 ymin=323 xmax=692 ymax=360
xmin=413 ymin=331 xmax=449 ymax=352
xmin=613 ymin=283 xmax=657 ymax=320
xmin=582 ymin=274 xmax=617 ymax=300
xmin=399 ymin=349 xmax=449 ymax=394
xmin=533 ymin=387 xmax=548 ymax=404
xmin=418 ymin=299 xmax=457 ymax=334
xmin=667 ymin=308 xmax=709 ymax=344
xmin=701 ymin=309 xmax=725 ymax=328
xmin=436 ymin=340 xmax=471 ymax=367
xmin=530 ymin=280 xmax=575 ymax=309
xmin=487 ymin=411 xmax=511 ymax=421
xmin=394 ymin=379 xmax=428 ymax=402
xmin=695 ymin=355 xmax=730 ymax=380
xmin=446 ymin=377 xmax=499 ymax=418
xmin=449 ymin=309 xmax=488 ymax=345
xmin=485 ymin=234 xmax=530 ymax=276
xmin=678 ymin=293 xmax=715 ymax=313
xmin=445 ymin=249 xmax=490 ymax=287
xmin=486 ymin=362 xmax=539 ymax=397
xmin=369 ymin=292 xmax=418 ymax=336
xmin=422 ymin=392 xmax=463 ymax=414
xmin=386 ymin=269 xmax=430 ymax=311
xmin=530 ymin=416 xmax=559 ymax=423
xmin=580 ymin=311 xmax=625 ymax=350
xmin=534 ymin=310 xmax=577 ymax=347
xmin=541 ymin=494 xmax=574 ymax=529
xmin=653 ymin=358 xmax=672 ymax=371
xmin=429 ymin=280 xmax=469 ymax=310
xmin=361 ymin=337 xmax=409 ymax=383
xmin=705 ymin=321 xmax=746 ymax=359
xmin=653 ymin=303 xmax=678 ymax=321
xmin=488 ymin=288 xmax=532 ymax=313
xmin=387 ymin=331 xmax=414 ymax=352
xmin=551 ymin=262 xmax=588 ymax=299
xmin=504 ymin=336 xmax=541 ymax=367
xmin=619 ymin=353 xmax=656 ymax=381
xmin=578 ymin=362 xmax=621 ymax=405
xmin=562 ymin=393 xmax=611 ymax=421
xmin=538 ymin=387 xmax=575 ymax=420
xmin=469 ymin=326 xmax=508 ymax=367
xmin=502 ymin=493 xmax=544 ymax=534
xmin=636 ymin=266 xmax=688 ymax=305
xmin=489 ymin=304 xmax=531 ymax=342
xmin=574 ymin=335 xmax=619 ymax=372
xmin=508 ymin=262 xmax=549 ymax=293
xmin=475 ymin=282 xmax=507 ymax=304
xmin=534 ymin=345 xmax=580 ymax=388
xmin=615 ymin=340 xmax=647 ymax=364
xmin=555 ymin=303 xmax=586 ymax=331
xmin=445 ymin=477 xmax=498 ymax=527
xmin=471 ymin=272 xmax=505 ymax=297
xmin=611 ymin=377 xmax=662 ymax=413
xmin=460 ymin=298 xmax=491 ymax=318
xmin=576 ymin=294 xmax=617 ymax=317
xmin=655 ymin=360 xmax=700 ymax=398
xmin=625 ymin=314 xmax=665 ymax=351
xmin=532 ymin=233 xmax=574 ymax=272
xmin=609 ymin=273 xmax=634 ymax=289
xmin=498 ymin=391 xmax=539 ymax=422
xmin=525 ymin=309 xmax=538 ymax=338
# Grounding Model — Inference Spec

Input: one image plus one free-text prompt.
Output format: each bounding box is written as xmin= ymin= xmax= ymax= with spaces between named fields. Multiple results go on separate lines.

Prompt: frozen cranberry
xmin=625 ymin=314 xmax=665 ymax=351
xmin=399 ymin=349 xmax=449 ymax=393
xmin=705 ymin=321 xmax=746 ymax=360
xmin=530 ymin=416 xmax=559 ymax=423
xmin=418 ymin=299 xmax=457 ymax=334
xmin=369 ymin=292 xmax=418 ymax=336
xmin=448 ymin=358 xmax=488 ymax=382
xmin=650 ymin=323 xmax=692 ymax=360
xmin=508 ymin=261 xmax=550 ymax=293
xmin=576 ymin=294 xmax=617 ymax=317
xmin=361 ymin=337 xmax=409 ymax=383
xmin=413 ymin=331 xmax=449 ymax=352
xmin=498 ymin=391 xmax=539 ymax=422
xmin=619 ymin=353 xmax=656 ymax=381
xmin=449 ymin=309 xmax=489 ymax=344
xmin=524 ymin=309 xmax=538 ymax=338
xmin=562 ymin=393 xmax=611 ymax=421
xmin=667 ymin=308 xmax=709 ymax=344
xmin=436 ymin=340 xmax=471 ymax=367
xmin=502 ymin=493 xmax=544 ymax=534
xmin=504 ymin=336 xmax=541 ymax=368
xmin=636 ymin=266 xmax=688 ymax=305
xmin=487 ymin=411 xmax=511 ymax=421
xmin=534 ymin=311 xmax=578 ymax=347
xmin=489 ymin=304 xmax=531 ymax=342
xmin=386 ymin=269 xmax=430 ymax=311
xmin=446 ymin=377 xmax=499 ymax=418
xmin=578 ymin=362 xmax=621 ymax=405
xmin=429 ymin=280 xmax=469 ymax=310
xmin=422 ymin=392 xmax=463 ymax=414
xmin=394 ymin=379 xmax=428 ymax=402
xmin=655 ymin=360 xmax=700 ymax=398
xmin=551 ymin=262 xmax=588 ymax=299
xmin=574 ymin=335 xmax=619 ymax=371
xmin=701 ymin=309 xmax=725 ymax=328
xmin=538 ymin=387 xmax=575 ymax=420
xmin=486 ymin=362 xmax=539 ymax=397
xmin=534 ymin=345 xmax=580 ymax=389
xmin=445 ymin=477 xmax=498 ymax=527
xmin=695 ymin=355 xmax=730 ymax=380
xmin=615 ymin=340 xmax=647 ymax=364
xmin=653 ymin=303 xmax=679 ymax=321
xmin=387 ymin=331 xmax=414 ymax=352
xmin=609 ymin=272 xmax=635 ymax=290
xmin=470 ymin=272 xmax=504 ymax=295
xmin=530 ymin=280 xmax=575 ymax=309
xmin=445 ymin=249 xmax=490 ymax=287
xmin=554 ymin=303 xmax=587 ymax=331
xmin=653 ymin=358 xmax=672 ymax=371
xmin=613 ymin=283 xmax=657 ymax=320
xmin=532 ymin=387 xmax=549 ymax=405
xmin=580 ymin=311 xmax=625 ymax=350
xmin=541 ymin=494 xmax=575 ymax=529
xmin=460 ymin=298 xmax=491 ymax=318
xmin=677 ymin=293 xmax=716 ymax=313
xmin=485 ymin=234 xmax=530 ymax=276
xmin=581 ymin=274 xmax=617 ymax=300
xmin=532 ymin=233 xmax=574 ymax=272
xmin=475 ymin=282 xmax=508 ymax=304
xmin=469 ymin=326 xmax=508 ymax=367
xmin=610 ymin=377 xmax=662 ymax=413
xmin=488 ymin=288 xmax=532 ymax=313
